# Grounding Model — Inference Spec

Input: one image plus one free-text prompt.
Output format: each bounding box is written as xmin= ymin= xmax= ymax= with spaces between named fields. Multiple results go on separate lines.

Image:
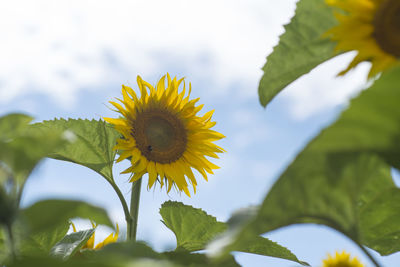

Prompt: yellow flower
xmin=322 ymin=251 xmax=364 ymax=267
xmin=71 ymin=222 xmax=119 ymax=250
xmin=325 ymin=0 xmax=400 ymax=77
xmin=104 ymin=74 xmax=225 ymax=197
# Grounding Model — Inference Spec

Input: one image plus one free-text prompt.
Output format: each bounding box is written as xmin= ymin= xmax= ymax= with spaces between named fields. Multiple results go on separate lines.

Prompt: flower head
xmin=71 ymin=222 xmax=119 ymax=250
xmin=104 ymin=74 xmax=225 ymax=197
xmin=322 ymin=251 xmax=364 ymax=267
xmin=326 ymin=0 xmax=400 ymax=77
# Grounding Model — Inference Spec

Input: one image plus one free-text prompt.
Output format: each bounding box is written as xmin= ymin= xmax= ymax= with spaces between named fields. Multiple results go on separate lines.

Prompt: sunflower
xmin=104 ymin=74 xmax=225 ymax=197
xmin=326 ymin=0 xmax=400 ymax=77
xmin=71 ymin=222 xmax=119 ymax=250
xmin=322 ymin=251 xmax=364 ymax=267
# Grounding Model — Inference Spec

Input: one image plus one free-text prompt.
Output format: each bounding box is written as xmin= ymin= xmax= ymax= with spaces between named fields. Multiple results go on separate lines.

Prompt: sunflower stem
xmin=127 ymin=178 xmax=142 ymax=241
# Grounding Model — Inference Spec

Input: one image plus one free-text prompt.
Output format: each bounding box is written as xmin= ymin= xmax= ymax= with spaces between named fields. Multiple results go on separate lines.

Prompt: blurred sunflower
xmin=326 ymin=0 xmax=400 ymax=77
xmin=322 ymin=251 xmax=364 ymax=267
xmin=104 ymin=74 xmax=225 ymax=197
xmin=71 ymin=222 xmax=119 ymax=250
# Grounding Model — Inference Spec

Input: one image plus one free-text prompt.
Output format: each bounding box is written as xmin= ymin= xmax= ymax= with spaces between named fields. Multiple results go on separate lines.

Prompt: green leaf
xmin=20 ymin=222 xmax=69 ymax=256
xmin=50 ymin=229 xmax=95 ymax=259
xmin=0 ymin=226 xmax=10 ymax=264
xmin=0 ymin=113 xmax=33 ymax=141
xmin=163 ymin=251 xmax=240 ymax=267
xmin=233 ymin=65 xmax=400 ymax=256
xmin=258 ymin=0 xmax=338 ymax=107
xmin=0 ymin=119 xmax=64 ymax=183
xmin=8 ymin=256 xmax=125 ymax=267
xmin=32 ymin=119 xmax=120 ymax=181
xmin=160 ymin=201 xmax=306 ymax=265
xmin=160 ymin=201 xmax=227 ymax=252
xmin=21 ymin=199 xmax=113 ymax=235
xmin=359 ymin=188 xmax=400 ymax=255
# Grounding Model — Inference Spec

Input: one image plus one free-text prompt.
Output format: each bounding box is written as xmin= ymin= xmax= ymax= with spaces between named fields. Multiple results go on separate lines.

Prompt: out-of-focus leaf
xmin=0 ymin=186 xmax=17 ymax=227
xmin=0 ymin=121 xmax=64 ymax=183
xmin=10 ymin=257 xmax=178 ymax=267
xmin=0 ymin=226 xmax=10 ymax=264
xmin=22 ymin=199 xmax=113 ymax=235
xmin=90 ymin=241 xmax=239 ymax=267
xmin=51 ymin=229 xmax=95 ymax=259
xmin=231 ymin=66 xmax=400 ymax=256
xmin=0 ymin=114 xmax=33 ymax=141
xmin=160 ymin=201 xmax=306 ymax=265
xmin=258 ymin=0 xmax=338 ymax=107
xmin=20 ymin=221 xmax=69 ymax=256
xmin=163 ymin=251 xmax=240 ymax=267
xmin=31 ymin=119 xmax=120 ymax=181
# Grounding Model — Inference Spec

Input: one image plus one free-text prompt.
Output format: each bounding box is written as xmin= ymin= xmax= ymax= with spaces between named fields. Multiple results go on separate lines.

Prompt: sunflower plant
xmin=1 ymin=0 xmax=400 ymax=266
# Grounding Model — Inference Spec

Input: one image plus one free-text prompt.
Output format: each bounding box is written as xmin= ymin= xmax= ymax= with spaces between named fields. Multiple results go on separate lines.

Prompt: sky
xmin=1 ymin=0 xmax=400 ymax=266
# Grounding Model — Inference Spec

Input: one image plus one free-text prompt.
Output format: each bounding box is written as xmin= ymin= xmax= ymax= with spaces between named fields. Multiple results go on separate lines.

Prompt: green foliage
xmin=229 ymin=65 xmax=400 ymax=257
xmin=160 ymin=201 xmax=227 ymax=251
xmin=32 ymin=119 xmax=121 ymax=182
xmin=160 ymin=201 xmax=306 ymax=265
xmin=51 ymin=229 xmax=95 ymax=259
xmin=0 ymin=114 xmax=65 ymax=183
xmin=0 ymin=114 xmax=33 ymax=141
xmin=20 ymin=222 xmax=69 ymax=257
xmin=21 ymin=199 xmax=114 ymax=234
xmin=258 ymin=0 xmax=338 ymax=107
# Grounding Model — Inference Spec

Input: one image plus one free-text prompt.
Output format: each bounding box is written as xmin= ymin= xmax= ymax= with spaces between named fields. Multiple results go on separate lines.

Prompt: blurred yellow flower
xmin=326 ymin=0 xmax=399 ymax=77
xmin=322 ymin=251 xmax=364 ymax=267
xmin=104 ymin=74 xmax=225 ymax=197
xmin=71 ymin=222 xmax=119 ymax=250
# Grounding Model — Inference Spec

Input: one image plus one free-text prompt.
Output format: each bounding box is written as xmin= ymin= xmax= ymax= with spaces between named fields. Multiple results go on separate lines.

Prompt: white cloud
xmin=0 ymin=0 xmax=296 ymax=108
xmin=280 ymin=53 xmax=371 ymax=120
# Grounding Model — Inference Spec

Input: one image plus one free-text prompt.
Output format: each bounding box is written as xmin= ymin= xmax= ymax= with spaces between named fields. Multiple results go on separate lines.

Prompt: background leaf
xmin=0 ymin=114 xmax=33 ymax=141
xmin=0 ymin=115 xmax=64 ymax=184
xmin=160 ymin=201 xmax=306 ymax=265
xmin=32 ymin=119 xmax=120 ymax=182
xmin=21 ymin=199 xmax=113 ymax=235
xmin=20 ymin=222 xmax=69 ymax=257
xmin=231 ymin=65 xmax=400 ymax=256
xmin=258 ymin=0 xmax=338 ymax=107
xmin=51 ymin=229 xmax=95 ymax=259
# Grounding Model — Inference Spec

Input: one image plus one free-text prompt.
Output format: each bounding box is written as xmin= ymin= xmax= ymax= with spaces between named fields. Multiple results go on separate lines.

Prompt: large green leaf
xmin=0 ymin=117 xmax=64 ymax=183
xmin=51 ymin=229 xmax=95 ymax=259
xmin=232 ymin=65 xmax=400 ymax=256
xmin=21 ymin=199 xmax=113 ymax=235
xmin=32 ymin=119 xmax=120 ymax=181
xmin=160 ymin=201 xmax=227 ymax=252
xmin=20 ymin=222 xmax=69 ymax=256
xmin=258 ymin=0 xmax=338 ymax=107
xmin=160 ymin=201 xmax=306 ymax=265
xmin=0 ymin=114 xmax=33 ymax=141
xmin=90 ymin=241 xmax=240 ymax=267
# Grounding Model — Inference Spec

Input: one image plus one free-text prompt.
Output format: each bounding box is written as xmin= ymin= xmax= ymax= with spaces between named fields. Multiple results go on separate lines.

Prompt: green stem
xmin=105 ymin=179 xmax=132 ymax=236
xmin=355 ymin=241 xmax=381 ymax=267
xmin=127 ymin=178 xmax=142 ymax=241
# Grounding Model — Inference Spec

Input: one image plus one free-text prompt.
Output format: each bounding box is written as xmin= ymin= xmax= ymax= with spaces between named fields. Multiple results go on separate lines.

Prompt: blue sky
xmin=1 ymin=1 xmax=400 ymax=266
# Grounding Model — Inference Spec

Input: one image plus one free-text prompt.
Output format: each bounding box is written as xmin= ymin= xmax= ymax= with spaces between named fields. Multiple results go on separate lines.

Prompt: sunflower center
xmin=132 ymin=109 xmax=187 ymax=164
xmin=373 ymin=0 xmax=400 ymax=57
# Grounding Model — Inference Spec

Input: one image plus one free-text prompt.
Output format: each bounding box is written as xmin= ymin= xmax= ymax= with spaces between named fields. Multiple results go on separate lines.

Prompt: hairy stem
xmin=127 ymin=178 xmax=142 ymax=241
